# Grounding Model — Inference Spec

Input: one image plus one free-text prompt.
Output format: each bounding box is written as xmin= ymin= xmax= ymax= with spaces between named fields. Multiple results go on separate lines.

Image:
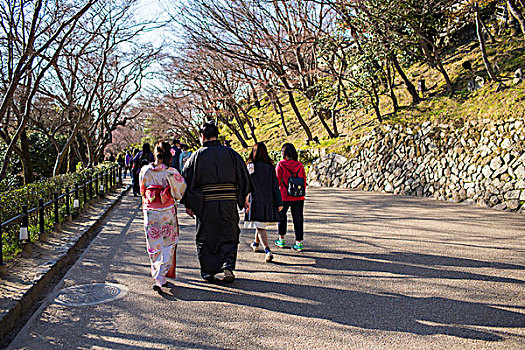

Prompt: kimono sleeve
xmin=139 ymin=166 xmax=149 ymax=196
xmin=168 ymin=170 xmax=187 ymax=201
xmin=180 ymin=152 xmax=196 ymax=207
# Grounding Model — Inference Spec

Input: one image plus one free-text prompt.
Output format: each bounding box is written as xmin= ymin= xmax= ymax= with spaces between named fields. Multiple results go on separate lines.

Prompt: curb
xmin=0 ymin=184 xmax=131 ymax=342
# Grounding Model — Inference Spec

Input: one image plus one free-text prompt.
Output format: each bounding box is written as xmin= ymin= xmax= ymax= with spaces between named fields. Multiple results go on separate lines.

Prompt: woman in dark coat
xmin=132 ymin=143 xmax=154 ymax=196
xmin=244 ymin=142 xmax=283 ymax=262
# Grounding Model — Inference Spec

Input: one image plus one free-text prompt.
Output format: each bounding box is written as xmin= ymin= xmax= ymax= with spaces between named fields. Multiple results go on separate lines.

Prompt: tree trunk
xmin=270 ymin=92 xmax=290 ymax=136
xmin=391 ymin=55 xmax=421 ymax=104
xmin=312 ymin=106 xmax=335 ymax=138
xmin=279 ymin=74 xmax=313 ymax=141
xmin=237 ymin=104 xmax=258 ymax=143
xmin=84 ymin=131 xmax=95 ymax=167
xmin=53 ymin=114 xmax=84 ymax=176
xmin=286 ymin=90 xmax=313 ymax=141
xmin=386 ymin=61 xmax=399 ymax=112
xmin=418 ymin=38 xmax=454 ymax=95
xmin=372 ymin=103 xmax=383 ymax=123
xmin=328 ymin=82 xmax=340 ymax=138
xmin=19 ymin=129 xmax=34 ymax=184
xmin=330 ymin=110 xmax=340 ymax=137
xmin=0 ymin=115 xmax=29 ymax=181
xmin=370 ymin=85 xmax=383 ymax=123
xmin=479 ymin=13 xmax=496 ymax=43
xmin=218 ymin=114 xmax=249 ymax=148
xmin=229 ymin=104 xmax=250 ymax=140
xmin=227 ymin=123 xmax=249 ymax=148
xmin=508 ymin=0 xmax=525 ymax=40
xmin=436 ymin=60 xmax=454 ymax=95
xmin=476 ymin=3 xmax=499 ymax=82
xmin=66 ymin=147 xmax=72 ymax=173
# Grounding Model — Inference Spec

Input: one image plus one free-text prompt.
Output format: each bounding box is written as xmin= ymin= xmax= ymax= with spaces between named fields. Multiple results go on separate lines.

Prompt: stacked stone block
xmin=308 ymin=119 xmax=525 ymax=212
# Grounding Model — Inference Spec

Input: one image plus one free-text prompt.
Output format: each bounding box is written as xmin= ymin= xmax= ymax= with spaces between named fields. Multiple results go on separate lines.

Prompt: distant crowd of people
xmin=116 ymin=123 xmax=306 ymax=293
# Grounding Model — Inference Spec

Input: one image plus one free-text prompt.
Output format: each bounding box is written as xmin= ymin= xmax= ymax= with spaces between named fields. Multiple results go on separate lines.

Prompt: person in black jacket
xmin=244 ymin=142 xmax=283 ymax=262
xmin=132 ymin=143 xmax=154 ymax=196
xmin=170 ymin=138 xmax=182 ymax=171
xmin=181 ymin=123 xmax=253 ymax=283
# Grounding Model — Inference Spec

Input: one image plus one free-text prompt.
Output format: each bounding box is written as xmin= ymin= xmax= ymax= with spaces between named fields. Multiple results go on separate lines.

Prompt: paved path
xmin=7 ymin=188 xmax=525 ymax=349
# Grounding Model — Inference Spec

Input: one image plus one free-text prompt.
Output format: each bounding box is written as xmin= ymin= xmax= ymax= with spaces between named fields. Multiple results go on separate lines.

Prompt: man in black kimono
xmin=181 ymin=122 xmax=253 ymax=283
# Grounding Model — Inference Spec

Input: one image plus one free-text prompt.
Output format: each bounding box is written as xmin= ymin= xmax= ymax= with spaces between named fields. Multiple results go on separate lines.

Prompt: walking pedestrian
xmin=133 ymin=143 xmax=154 ymax=196
xmin=179 ymin=144 xmax=192 ymax=170
xmin=140 ymin=141 xmax=186 ymax=292
xmin=181 ymin=122 xmax=253 ymax=283
xmin=171 ymin=138 xmax=182 ymax=171
xmin=275 ymin=143 xmax=307 ymax=252
xmin=244 ymin=142 xmax=283 ymax=262
xmin=124 ymin=150 xmax=132 ymax=178
xmin=117 ymin=153 xmax=125 ymax=168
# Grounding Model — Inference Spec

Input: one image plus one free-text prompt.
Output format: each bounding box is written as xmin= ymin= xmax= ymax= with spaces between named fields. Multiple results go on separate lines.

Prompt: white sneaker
xmin=251 ymin=243 xmax=261 ymax=252
xmin=265 ymin=251 xmax=274 ymax=262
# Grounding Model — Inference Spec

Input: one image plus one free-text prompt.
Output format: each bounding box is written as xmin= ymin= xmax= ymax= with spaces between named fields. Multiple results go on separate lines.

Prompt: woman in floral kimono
xmin=140 ymin=141 xmax=186 ymax=292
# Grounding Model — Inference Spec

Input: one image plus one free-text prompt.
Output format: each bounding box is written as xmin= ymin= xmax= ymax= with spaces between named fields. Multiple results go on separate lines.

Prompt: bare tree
xmin=34 ymin=0 xmax=159 ymax=175
xmin=173 ymin=0 xmax=315 ymax=141
xmin=0 ymin=0 xmax=98 ymax=182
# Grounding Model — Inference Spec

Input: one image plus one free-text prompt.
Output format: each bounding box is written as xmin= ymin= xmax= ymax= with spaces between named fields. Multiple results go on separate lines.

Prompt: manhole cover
xmin=55 ymin=283 xmax=129 ymax=307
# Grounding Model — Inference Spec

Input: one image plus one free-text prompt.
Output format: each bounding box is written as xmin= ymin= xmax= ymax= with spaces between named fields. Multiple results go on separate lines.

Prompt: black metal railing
xmin=0 ymin=164 xmax=124 ymax=268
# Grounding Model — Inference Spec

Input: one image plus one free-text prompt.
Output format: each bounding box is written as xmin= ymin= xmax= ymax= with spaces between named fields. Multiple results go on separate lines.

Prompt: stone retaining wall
xmin=308 ymin=119 xmax=525 ymax=212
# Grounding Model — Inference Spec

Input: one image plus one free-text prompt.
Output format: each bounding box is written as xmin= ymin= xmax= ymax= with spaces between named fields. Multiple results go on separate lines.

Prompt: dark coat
xmin=245 ymin=161 xmax=282 ymax=223
xmin=132 ymin=151 xmax=153 ymax=194
xmin=171 ymin=146 xmax=182 ymax=171
xmin=181 ymin=140 xmax=254 ymax=278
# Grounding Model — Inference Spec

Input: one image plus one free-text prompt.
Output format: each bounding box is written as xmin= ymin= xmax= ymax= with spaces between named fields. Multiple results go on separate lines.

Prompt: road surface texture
xmin=7 ymin=188 xmax=525 ymax=349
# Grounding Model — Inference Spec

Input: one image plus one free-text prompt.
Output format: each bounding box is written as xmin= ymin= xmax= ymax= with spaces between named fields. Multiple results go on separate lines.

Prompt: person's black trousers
xmin=132 ymin=172 xmax=140 ymax=194
xmin=278 ymin=200 xmax=304 ymax=241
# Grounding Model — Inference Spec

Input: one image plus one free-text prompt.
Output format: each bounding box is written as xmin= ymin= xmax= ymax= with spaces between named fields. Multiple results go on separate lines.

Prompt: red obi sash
xmin=144 ymin=185 xmax=173 ymax=204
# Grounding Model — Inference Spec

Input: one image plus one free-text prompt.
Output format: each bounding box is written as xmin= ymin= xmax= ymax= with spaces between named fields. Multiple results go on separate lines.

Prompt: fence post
xmin=95 ymin=175 xmax=99 ymax=197
xmin=0 ymin=221 xmax=5 ymax=275
xmin=39 ymin=198 xmax=45 ymax=233
xmin=89 ymin=176 xmax=93 ymax=201
xmin=39 ymin=198 xmax=48 ymax=242
xmin=74 ymin=183 xmax=80 ymax=210
xmin=20 ymin=205 xmax=31 ymax=257
xmin=0 ymin=221 xmax=2 ymax=265
xmin=105 ymin=171 xmax=108 ymax=194
xmin=65 ymin=186 xmax=71 ymax=221
xmin=82 ymin=178 xmax=87 ymax=207
xmin=54 ymin=192 xmax=59 ymax=226
xmin=21 ymin=205 xmax=29 ymax=242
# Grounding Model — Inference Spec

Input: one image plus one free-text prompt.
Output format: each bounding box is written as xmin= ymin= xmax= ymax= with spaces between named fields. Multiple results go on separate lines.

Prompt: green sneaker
xmin=292 ymin=242 xmax=304 ymax=252
xmin=274 ymin=238 xmax=286 ymax=248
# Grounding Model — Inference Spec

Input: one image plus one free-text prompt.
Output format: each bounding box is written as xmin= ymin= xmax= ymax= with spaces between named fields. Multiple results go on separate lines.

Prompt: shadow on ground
xmin=163 ymin=277 xmax=524 ymax=342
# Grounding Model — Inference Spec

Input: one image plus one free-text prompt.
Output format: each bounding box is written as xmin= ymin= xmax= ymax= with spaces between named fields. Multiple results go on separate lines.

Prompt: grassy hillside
xmin=225 ymin=34 xmax=525 ymax=159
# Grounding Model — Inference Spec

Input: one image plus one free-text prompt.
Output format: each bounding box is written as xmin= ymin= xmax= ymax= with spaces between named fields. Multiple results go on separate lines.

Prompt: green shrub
xmin=1 ymin=163 xmax=118 ymax=261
